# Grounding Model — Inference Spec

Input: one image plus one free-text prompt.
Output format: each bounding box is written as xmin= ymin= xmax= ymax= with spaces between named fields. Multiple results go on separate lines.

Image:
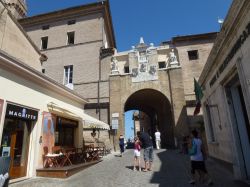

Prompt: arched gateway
xmin=124 ymin=89 xmax=173 ymax=147
xmin=109 ymin=38 xmax=189 ymax=149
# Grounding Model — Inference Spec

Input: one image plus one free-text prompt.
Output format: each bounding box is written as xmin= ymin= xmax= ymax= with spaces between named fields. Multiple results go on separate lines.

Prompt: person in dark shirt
xmin=137 ymin=131 xmax=154 ymax=171
xmin=119 ymin=134 xmax=125 ymax=157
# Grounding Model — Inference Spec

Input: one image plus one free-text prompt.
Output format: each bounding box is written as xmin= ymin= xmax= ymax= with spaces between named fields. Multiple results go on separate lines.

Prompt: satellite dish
xmin=218 ymin=17 xmax=224 ymax=29
xmin=218 ymin=18 xmax=224 ymax=24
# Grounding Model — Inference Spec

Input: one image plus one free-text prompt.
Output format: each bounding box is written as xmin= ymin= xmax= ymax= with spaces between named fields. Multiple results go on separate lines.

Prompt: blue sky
xmin=27 ymin=0 xmax=232 ymax=139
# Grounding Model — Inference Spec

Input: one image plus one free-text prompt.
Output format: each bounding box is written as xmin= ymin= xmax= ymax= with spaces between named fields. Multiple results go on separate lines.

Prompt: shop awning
xmin=47 ymin=102 xmax=110 ymax=130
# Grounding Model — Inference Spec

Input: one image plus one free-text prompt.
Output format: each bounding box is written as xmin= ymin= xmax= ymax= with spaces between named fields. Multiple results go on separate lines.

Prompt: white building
xmin=200 ymin=0 xmax=250 ymax=180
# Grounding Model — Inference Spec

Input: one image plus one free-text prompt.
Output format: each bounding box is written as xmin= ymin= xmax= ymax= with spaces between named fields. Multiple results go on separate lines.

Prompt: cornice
xmin=172 ymin=32 xmax=217 ymax=44
xmin=19 ymin=1 xmax=116 ymax=48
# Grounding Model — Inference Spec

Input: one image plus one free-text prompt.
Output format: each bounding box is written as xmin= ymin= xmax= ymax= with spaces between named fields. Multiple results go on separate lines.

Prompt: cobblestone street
xmin=10 ymin=149 xmax=249 ymax=187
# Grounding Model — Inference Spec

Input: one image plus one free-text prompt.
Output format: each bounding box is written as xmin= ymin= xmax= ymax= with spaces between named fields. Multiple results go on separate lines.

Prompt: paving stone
xmin=10 ymin=150 xmax=249 ymax=187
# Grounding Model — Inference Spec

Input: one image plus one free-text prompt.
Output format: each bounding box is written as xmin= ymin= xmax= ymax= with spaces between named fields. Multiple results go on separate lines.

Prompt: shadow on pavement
xmin=150 ymin=149 xmax=191 ymax=187
xmin=150 ymin=149 xmax=250 ymax=187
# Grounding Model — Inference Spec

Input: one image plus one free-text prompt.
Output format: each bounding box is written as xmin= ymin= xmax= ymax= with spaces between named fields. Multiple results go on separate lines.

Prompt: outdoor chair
xmin=0 ymin=156 xmax=11 ymax=187
xmin=52 ymin=146 xmax=62 ymax=154
xmin=43 ymin=146 xmax=60 ymax=168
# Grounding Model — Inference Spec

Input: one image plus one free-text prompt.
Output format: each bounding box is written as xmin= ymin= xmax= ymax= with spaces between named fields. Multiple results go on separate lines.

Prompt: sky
xmin=27 ymin=0 xmax=232 ymax=139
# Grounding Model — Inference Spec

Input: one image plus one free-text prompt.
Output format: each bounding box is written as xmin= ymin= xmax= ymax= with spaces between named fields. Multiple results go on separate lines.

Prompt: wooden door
xmin=9 ymin=125 xmax=30 ymax=179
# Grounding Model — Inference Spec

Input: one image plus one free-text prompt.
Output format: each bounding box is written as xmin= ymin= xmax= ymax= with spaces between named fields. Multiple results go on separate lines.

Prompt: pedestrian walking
xmin=188 ymin=130 xmax=213 ymax=185
xmin=133 ymin=137 xmax=141 ymax=171
xmin=119 ymin=134 xmax=125 ymax=157
xmin=137 ymin=131 xmax=154 ymax=172
xmin=154 ymin=130 xmax=161 ymax=149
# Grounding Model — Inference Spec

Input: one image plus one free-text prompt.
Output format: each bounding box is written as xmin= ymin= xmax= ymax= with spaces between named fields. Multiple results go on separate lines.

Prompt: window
xmin=41 ymin=37 xmax=48 ymax=50
xmin=67 ymin=32 xmax=75 ymax=45
xmin=64 ymin=65 xmax=73 ymax=85
xmin=67 ymin=20 xmax=76 ymax=25
xmin=205 ymin=104 xmax=215 ymax=142
xmin=124 ymin=66 xmax=129 ymax=73
xmin=55 ymin=117 xmax=77 ymax=147
xmin=42 ymin=69 xmax=45 ymax=74
xmin=158 ymin=61 xmax=166 ymax=69
xmin=42 ymin=25 xmax=50 ymax=30
xmin=188 ymin=50 xmax=199 ymax=60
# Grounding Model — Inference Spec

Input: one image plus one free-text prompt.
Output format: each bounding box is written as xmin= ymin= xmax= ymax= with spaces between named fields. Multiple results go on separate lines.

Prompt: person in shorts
xmin=133 ymin=137 xmax=141 ymax=171
xmin=188 ymin=130 xmax=213 ymax=185
xmin=137 ymin=131 xmax=154 ymax=172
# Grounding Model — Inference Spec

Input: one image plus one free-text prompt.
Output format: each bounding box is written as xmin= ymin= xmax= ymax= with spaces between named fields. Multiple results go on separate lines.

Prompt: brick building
xmin=18 ymin=1 xmax=116 ymax=144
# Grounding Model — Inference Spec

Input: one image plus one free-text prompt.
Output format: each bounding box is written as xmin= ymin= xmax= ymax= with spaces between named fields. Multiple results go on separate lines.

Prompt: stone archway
xmin=110 ymin=67 xmax=189 ymax=151
xmin=124 ymin=89 xmax=174 ymax=148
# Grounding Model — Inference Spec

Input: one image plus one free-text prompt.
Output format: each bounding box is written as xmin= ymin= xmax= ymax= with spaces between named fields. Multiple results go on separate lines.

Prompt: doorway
xmin=225 ymin=75 xmax=250 ymax=179
xmin=0 ymin=118 xmax=32 ymax=179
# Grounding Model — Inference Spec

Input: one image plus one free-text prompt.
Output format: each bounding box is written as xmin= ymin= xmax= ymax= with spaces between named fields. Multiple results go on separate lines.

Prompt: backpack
xmin=188 ymin=140 xmax=197 ymax=156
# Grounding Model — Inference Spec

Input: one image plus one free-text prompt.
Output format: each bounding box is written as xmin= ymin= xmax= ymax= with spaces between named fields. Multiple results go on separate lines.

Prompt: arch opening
xmin=124 ymin=89 xmax=174 ymax=148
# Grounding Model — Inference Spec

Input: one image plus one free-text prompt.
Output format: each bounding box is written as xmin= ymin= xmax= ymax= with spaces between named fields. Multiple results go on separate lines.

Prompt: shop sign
xmin=112 ymin=119 xmax=119 ymax=129
xmin=6 ymin=103 xmax=38 ymax=121
xmin=210 ymin=22 xmax=250 ymax=87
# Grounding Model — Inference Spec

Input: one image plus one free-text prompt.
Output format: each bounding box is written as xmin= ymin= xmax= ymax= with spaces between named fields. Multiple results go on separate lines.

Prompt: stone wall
xmin=0 ymin=3 xmax=41 ymax=71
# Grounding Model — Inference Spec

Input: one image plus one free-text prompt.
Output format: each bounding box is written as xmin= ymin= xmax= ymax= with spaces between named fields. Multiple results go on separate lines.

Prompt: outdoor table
xmin=75 ymin=148 xmax=87 ymax=163
xmin=44 ymin=153 xmax=63 ymax=168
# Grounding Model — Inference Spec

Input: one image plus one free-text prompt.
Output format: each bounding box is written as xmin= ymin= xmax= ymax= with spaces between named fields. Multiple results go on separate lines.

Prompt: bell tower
xmin=4 ymin=0 xmax=27 ymax=19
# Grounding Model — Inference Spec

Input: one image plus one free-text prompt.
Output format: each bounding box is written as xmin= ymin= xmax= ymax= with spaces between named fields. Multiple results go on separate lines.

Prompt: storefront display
xmin=0 ymin=103 xmax=38 ymax=179
xmin=55 ymin=117 xmax=78 ymax=147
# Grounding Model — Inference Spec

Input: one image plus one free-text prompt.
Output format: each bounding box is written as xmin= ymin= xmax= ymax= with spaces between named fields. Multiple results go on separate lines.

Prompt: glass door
xmin=1 ymin=119 xmax=31 ymax=179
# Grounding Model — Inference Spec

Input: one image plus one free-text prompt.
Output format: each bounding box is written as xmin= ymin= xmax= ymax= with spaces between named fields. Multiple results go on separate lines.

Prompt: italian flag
xmin=193 ymin=78 xmax=203 ymax=116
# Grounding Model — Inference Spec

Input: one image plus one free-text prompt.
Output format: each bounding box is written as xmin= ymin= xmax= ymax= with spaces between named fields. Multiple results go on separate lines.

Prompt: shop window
xmin=42 ymin=25 xmax=50 ymax=30
xmin=67 ymin=20 xmax=76 ymax=25
xmin=188 ymin=50 xmax=199 ymax=60
xmin=64 ymin=65 xmax=73 ymax=84
xmin=124 ymin=66 xmax=129 ymax=73
xmin=158 ymin=61 xmax=166 ymax=69
xmin=41 ymin=36 xmax=48 ymax=50
xmin=55 ymin=117 xmax=77 ymax=147
xmin=67 ymin=32 xmax=75 ymax=45
xmin=205 ymin=104 xmax=215 ymax=142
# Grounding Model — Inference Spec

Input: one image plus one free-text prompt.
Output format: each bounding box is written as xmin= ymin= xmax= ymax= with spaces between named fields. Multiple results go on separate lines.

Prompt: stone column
xmin=109 ymin=75 xmax=123 ymax=151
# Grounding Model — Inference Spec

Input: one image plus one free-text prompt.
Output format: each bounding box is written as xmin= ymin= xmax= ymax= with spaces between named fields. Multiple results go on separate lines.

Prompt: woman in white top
xmin=188 ymin=130 xmax=213 ymax=185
